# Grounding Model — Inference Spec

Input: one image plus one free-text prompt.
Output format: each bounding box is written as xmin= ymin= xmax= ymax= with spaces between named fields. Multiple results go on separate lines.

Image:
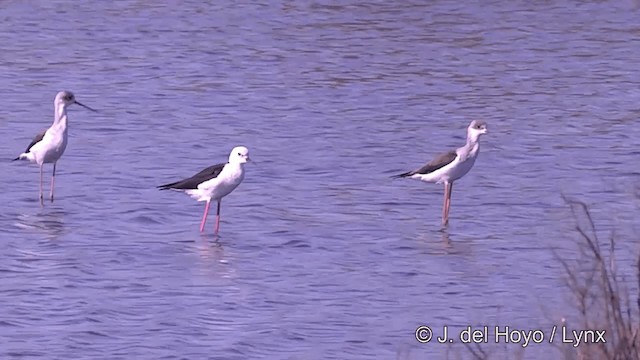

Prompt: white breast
xmin=447 ymin=155 xmax=477 ymax=181
xmin=188 ymin=164 xmax=245 ymax=202
xmin=411 ymin=143 xmax=480 ymax=184
xmin=30 ymin=129 xmax=68 ymax=164
xmin=448 ymin=143 xmax=479 ymax=181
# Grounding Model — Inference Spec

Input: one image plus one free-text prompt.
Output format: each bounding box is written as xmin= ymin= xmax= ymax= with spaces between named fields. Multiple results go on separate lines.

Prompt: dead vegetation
xmin=553 ymin=197 xmax=639 ymax=360
xmin=461 ymin=197 xmax=640 ymax=360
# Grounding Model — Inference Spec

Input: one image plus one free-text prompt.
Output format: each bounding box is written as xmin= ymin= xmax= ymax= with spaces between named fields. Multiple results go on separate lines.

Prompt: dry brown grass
xmin=459 ymin=197 xmax=640 ymax=360
xmin=553 ymin=197 xmax=639 ymax=360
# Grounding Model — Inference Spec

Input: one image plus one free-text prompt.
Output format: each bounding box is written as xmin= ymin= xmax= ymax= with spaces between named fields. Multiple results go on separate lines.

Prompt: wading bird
xmin=392 ymin=120 xmax=488 ymax=226
xmin=158 ymin=146 xmax=251 ymax=234
xmin=13 ymin=91 xmax=97 ymax=205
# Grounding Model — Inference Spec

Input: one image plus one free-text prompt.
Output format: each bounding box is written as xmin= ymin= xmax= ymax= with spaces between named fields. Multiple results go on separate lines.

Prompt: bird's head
xmin=54 ymin=91 xmax=97 ymax=112
xmin=467 ymin=120 xmax=488 ymax=140
xmin=229 ymin=146 xmax=251 ymax=164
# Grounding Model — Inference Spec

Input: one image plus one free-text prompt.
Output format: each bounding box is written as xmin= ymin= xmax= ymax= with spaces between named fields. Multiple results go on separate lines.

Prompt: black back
xmin=25 ymin=129 xmax=47 ymax=153
xmin=392 ymin=150 xmax=457 ymax=178
xmin=12 ymin=129 xmax=47 ymax=161
xmin=157 ymin=162 xmax=227 ymax=190
xmin=413 ymin=150 xmax=457 ymax=174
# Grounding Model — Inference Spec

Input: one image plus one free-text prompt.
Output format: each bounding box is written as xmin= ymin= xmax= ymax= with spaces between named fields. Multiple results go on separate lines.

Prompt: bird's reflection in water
xmin=415 ymin=227 xmax=475 ymax=257
xmin=191 ymin=236 xmax=238 ymax=282
xmin=15 ymin=209 xmax=67 ymax=240
xmin=440 ymin=227 xmax=452 ymax=248
xmin=195 ymin=235 xmax=225 ymax=262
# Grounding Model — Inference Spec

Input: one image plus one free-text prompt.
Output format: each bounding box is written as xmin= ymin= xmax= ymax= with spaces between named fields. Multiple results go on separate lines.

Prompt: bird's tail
xmin=390 ymin=171 xmax=413 ymax=179
xmin=12 ymin=153 xmax=30 ymax=161
xmin=157 ymin=181 xmax=179 ymax=190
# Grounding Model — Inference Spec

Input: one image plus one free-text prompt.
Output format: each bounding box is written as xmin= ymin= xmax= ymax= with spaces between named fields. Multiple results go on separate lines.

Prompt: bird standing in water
xmin=13 ymin=91 xmax=97 ymax=206
xmin=158 ymin=146 xmax=251 ymax=235
xmin=392 ymin=120 xmax=488 ymax=226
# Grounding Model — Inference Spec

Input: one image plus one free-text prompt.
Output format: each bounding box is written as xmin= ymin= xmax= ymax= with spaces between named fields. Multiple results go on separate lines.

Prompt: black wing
xmin=157 ymin=162 xmax=227 ymax=190
xmin=24 ymin=129 xmax=47 ymax=153
xmin=392 ymin=150 xmax=457 ymax=178
xmin=12 ymin=129 xmax=47 ymax=161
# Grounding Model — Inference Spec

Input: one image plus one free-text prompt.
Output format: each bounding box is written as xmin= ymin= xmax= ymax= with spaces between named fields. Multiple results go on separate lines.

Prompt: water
xmin=1 ymin=1 xmax=640 ymax=359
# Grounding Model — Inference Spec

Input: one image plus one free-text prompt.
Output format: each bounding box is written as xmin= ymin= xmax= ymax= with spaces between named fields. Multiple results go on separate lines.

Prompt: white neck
xmin=463 ymin=132 xmax=481 ymax=156
xmin=221 ymin=161 xmax=246 ymax=182
xmin=53 ymin=103 xmax=68 ymax=129
xmin=466 ymin=132 xmax=480 ymax=146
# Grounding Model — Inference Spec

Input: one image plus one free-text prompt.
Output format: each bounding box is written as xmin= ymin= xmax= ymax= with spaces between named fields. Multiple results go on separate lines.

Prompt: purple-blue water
xmin=1 ymin=1 xmax=639 ymax=359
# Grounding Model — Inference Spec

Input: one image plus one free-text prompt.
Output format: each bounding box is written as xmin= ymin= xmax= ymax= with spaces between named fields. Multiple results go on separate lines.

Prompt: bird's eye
xmin=237 ymin=152 xmax=242 ymax=156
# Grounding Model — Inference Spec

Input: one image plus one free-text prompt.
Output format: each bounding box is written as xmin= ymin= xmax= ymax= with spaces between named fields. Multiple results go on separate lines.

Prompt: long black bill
xmin=75 ymin=101 xmax=97 ymax=112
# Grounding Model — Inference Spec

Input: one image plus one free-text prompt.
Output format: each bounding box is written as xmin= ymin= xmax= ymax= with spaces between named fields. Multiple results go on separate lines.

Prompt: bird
xmin=392 ymin=120 xmax=488 ymax=226
xmin=158 ymin=146 xmax=251 ymax=234
xmin=13 ymin=91 xmax=97 ymax=206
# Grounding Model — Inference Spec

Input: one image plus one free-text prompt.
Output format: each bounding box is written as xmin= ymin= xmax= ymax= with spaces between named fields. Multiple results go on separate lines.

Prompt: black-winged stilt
xmin=158 ymin=146 xmax=251 ymax=234
xmin=392 ymin=120 xmax=488 ymax=226
xmin=13 ymin=91 xmax=96 ymax=206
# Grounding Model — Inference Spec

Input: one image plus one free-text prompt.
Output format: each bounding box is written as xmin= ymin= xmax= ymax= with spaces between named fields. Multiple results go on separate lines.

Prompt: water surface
xmin=1 ymin=1 xmax=639 ymax=359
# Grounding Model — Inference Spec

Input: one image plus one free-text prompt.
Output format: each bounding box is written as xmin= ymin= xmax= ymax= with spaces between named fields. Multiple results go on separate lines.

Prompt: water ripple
xmin=0 ymin=1 xmax=639 ymax=359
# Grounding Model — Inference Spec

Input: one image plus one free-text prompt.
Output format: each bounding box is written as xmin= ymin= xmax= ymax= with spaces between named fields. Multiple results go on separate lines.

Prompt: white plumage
xmin=409 ymin=141 xmax=480 ymax=184
xmin=393 ymin=120 xmax=488 ymax=226
xmin=185 ymin=159 xmax=247 ymax=202
xmin=158 ymin=146 xmax=251 ymax=234
xmin=13 ymin=91 xmax=96 ymax=205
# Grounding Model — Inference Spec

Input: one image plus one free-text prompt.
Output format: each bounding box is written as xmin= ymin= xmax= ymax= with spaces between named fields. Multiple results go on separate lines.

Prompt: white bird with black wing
xmin=13 ymin=91 xmax=97 ymax=206
xmin=392 ymin=120 xmax=488 ymax=226
xmin=158 ymin=146 xmax=251 ymax=234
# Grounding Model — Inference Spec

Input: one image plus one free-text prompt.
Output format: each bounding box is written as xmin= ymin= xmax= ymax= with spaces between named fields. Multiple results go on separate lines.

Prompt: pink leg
xmin=214 ymin=200 xmax=221 ymax=235
xmin=443 ymin=182 xmax=453 ymax=226
xmin=49 ymin=162 xmax=56 ymax=203
xmin=199 ymin=200 xmax=211 ymax=233
xmin=39 ymin=165 xmax=44 ymax=207
xmin=441 ymin=182 xmax=449 ymax=225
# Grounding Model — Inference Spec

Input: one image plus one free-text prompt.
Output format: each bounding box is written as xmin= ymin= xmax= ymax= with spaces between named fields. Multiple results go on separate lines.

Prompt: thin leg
xmin=444 ymin=182 xmax=454 ymax=225
xmin=39 ymin=164 xmax=44 ymax=207
xmin=49 ymin=162 xmax=57 ymax=203
xmin=199 ymin=200 xmax=212 ymax=233
xmin=214 ymin=200 xmax=221 ymax=235
xmin=441 ymin=182 xmax=449 ymax=226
